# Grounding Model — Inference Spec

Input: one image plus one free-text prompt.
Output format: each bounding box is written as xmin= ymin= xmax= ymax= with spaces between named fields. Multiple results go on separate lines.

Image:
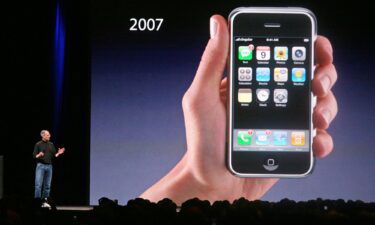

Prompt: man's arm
xmin=33 ymin=143 xmax=43 ymax=158
xmin=51 ymin=143 xmax=57 ymax=154
xmin=52 ymin=143 xmax=59 ymax=157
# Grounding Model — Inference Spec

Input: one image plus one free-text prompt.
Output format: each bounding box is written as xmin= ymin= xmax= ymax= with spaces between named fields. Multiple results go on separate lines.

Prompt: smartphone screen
xmin=228 ymin=9 xmax=316 ymax=177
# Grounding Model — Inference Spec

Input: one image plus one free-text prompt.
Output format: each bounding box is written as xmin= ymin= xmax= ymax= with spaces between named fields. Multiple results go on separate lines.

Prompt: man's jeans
xmin=34 ymin=162 xmax=53 ymax=199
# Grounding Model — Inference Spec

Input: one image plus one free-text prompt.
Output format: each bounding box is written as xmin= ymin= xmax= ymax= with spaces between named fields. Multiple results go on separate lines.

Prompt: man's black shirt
xmin=33 ymin=140 xmax=57 ymax=164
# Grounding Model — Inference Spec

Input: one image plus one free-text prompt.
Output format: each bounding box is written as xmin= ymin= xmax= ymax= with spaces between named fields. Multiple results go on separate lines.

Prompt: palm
xmin=183 ymin=77 xmax=278 ymax=201
xmin=219 ymin=79 xmax=278 ymax=201
xmin=58 ymin=148 xmax=65 ymax=154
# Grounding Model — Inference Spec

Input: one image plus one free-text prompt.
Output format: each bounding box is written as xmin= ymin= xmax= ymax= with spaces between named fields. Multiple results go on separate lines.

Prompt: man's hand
xmin=55 ymin=147 xmax=65 ymax=157
xmin=36 ymin=152 xmax=44 ymax=158
xmin=140 ymin=15 xmax=338 ymax=205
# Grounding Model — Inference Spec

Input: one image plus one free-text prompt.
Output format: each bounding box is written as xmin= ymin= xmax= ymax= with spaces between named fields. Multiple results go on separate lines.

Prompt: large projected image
xmin=90 ymin=1 xmax=375 ymax=205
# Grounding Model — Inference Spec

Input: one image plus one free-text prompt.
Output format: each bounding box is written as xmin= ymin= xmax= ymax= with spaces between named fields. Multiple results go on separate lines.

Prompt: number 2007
xmin=129 ymin=18 xmax=164 ymax=31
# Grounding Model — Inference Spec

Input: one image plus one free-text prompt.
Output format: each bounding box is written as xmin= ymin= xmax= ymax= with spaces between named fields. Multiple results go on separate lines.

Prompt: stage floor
xmin=56 ymin=206 xmax=93 ymax=211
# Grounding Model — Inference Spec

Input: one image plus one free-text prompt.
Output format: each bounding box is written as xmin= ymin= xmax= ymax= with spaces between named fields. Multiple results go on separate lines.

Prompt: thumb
xmin=189 ymin=15 xmax=229 ymax=95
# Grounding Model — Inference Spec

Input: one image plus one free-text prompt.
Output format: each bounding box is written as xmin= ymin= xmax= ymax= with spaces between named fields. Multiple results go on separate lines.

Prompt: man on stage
xmin=33 ymin=130 xmax=65 ymax=208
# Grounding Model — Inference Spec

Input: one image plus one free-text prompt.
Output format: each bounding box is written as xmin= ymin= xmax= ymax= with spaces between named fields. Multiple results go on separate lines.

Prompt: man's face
xmin=42 ymin=131 xmax=51 ymax=141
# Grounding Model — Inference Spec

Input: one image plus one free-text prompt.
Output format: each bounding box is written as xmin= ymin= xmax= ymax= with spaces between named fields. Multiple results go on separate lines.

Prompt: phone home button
xmin=263 ymin=158 xmax=279 ymax=171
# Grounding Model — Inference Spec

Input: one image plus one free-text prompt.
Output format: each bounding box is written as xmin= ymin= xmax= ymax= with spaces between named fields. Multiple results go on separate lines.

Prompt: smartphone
xmin=227 ymin=7 xmax=317 ymax=178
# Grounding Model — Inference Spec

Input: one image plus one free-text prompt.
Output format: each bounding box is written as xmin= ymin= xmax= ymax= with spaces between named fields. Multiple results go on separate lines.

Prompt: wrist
xmin=140 ymin=154 xmax=211 ymax=205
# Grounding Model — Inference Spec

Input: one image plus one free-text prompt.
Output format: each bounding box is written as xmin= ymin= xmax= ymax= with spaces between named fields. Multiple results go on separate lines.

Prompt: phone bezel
xmin=227 ymin=7 xmax=317 ymax=178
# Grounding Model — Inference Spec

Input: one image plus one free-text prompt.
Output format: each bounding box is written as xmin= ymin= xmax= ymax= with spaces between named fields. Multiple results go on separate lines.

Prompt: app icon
xmin=238 ymin=89 xmax=252 ymax=103
xmin=292 ymin=46 xmax=306 ymax=61
xmin=291 ymin=131 xmax=305 ymax=146
xmin=274 ymin=68 xmax=288 ymax=82
xmin=237 ymin=130 xmax=253 ymax=146
xmin=256 ymin=130 xmax=271 ymax=145
xmin=274 ymin=46 xmax=288 ymax=61
xmin=256 ymin=89 xmax=270 ymax=103
xmin=238 ymin=45 xmax=254 ymax=60
xmin=273 ymin=131 xmax=288 ymax=146
xmin=256 ymin=67 xmax=270 ymax=82
xmin=238 ymin=67 xmax=252 ymax=81
xmin=292 ymin=68 xmax=306 ymax=82
xmin=256 ymin=46 xmax=270 ymax=60
xmin=274 ymin=89 xmax=288 ymax=103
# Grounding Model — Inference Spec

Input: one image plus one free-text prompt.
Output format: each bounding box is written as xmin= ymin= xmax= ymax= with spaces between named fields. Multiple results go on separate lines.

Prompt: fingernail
xmin=325 ymin=44 xmax=333 ymax=55
xmin=210 ymin=17 xmax=217 ymax=39
xmin=321 ymin=76 xmax=331 ymax=93
xmin=321 ymin=108 xmax=332 ymax=125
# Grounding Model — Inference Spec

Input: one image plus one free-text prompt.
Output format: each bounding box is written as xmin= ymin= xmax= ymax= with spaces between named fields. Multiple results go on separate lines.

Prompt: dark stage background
xmin=3 ymin=0 xmax=90 ymax=205
xmin=3 ymin=0 xmax=375 ymax=205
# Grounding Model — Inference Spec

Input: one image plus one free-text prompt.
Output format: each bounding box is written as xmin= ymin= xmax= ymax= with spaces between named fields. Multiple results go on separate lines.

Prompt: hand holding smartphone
xmin=142 ymin=9 xmax=337 ymax=203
